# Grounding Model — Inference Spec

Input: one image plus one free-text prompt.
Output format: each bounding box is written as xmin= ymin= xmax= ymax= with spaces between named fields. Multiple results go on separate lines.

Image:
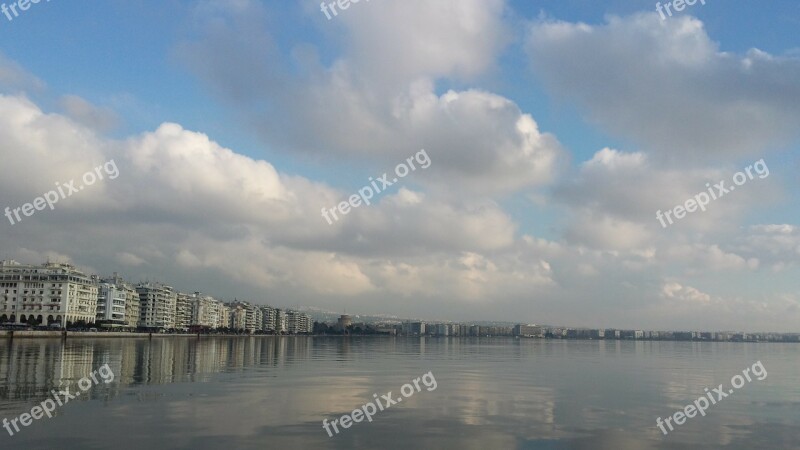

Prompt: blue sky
xmin=0 ymin=0 xmax=799 ymax=330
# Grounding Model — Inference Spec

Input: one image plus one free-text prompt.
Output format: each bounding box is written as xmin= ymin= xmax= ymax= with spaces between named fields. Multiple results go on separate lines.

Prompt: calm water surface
xmin=0 ymin=337 xmax=798 ymax=449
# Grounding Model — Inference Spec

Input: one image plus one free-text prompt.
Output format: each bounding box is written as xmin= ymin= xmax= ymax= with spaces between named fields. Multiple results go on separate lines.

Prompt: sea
xmin=0 ymin=336 xmax=798 ymax=449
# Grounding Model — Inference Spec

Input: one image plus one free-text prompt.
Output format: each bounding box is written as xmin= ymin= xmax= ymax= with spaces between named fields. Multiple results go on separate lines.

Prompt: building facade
xmin=96 ymin=283 xmax=127 ymax=325
xmin=136 ymin=283 xmax=177 ymax=329
xmin=287 ymin=310 xmax=312 ymax=334
xmin=190 ymin=292 xmax=226 ymax=329
xmin=0 ymin=260 xmax=98 ymax=327
xmin=175 ymin=292 xmax=192 ymax=331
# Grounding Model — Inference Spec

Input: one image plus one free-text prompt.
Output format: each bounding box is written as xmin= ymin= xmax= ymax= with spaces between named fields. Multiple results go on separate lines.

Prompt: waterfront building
xmin=0 ymin=260 xmax=98 ymax=327
xmin=589 ymin=329 xmax=604 ymax=339
xmin=229 ymin=303 xmax=248 ymax=331
xmin=228 ymin=301 xmax=262 ymax=333
xmin=136 ymin=282 xmax=177 ymax=329
xmin=276 ymin=309 xmax=288 ymax=334
xmin=261 ymin=305 xmax=276 ymax=332
xmin=189 ymin=292 xmax=225 ymax=329
xmin=514 ymin=324 xmax=543 ymax=337
xmin=96 ymin=283 xmax=127 ymax=326
xmin=175 ymin=292 xmax=192 ymax=331
xmin=403 ymin=321 xmax=426 ymax=336
xmin=287 ymin=310 xmax=313 ymax=334
xmin=219 ymin=304 xmax=231 ymax=328
xmin=248 ymin=305 xmax=262 ymax=333
xmin=99 ymin=273 xmax=140 ymax=329
xmin=337 ymin=314 xmax=352 ymax=332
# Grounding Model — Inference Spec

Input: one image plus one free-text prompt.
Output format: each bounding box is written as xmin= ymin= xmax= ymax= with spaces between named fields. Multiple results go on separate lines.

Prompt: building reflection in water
xmin=0 ymin=336 xmax=312 ymax=403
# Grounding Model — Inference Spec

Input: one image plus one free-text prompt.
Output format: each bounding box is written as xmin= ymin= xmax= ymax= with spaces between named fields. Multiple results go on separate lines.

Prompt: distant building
xmin=96 ymin=283 xmax=127 ymax=326
xmin=189 ymin=292 xmax=225 ymax=329
xmin=175 ymin=292 xmax=192 ymax=331
xmin=403 ymin=321 xmax=425 ymax=336
xmin=337 ymin=314 xmax=353 ymax=332
xmin=261 ymin=305 xmax=277 ymax=332
xmin=288 ymin=310 xmax=312 ymax=334
xmin=513 ymin=324 xmax=542 ymax=337
xmin=97 ymin=273 xmax=139 ymax=329
xmin=136 ymin=282 xmax=177 ymax=329
xmin=276 ymin=309 xmax=288 ymax=334
xmin=0 ymin=260 xmax=98 ymax=327
xmin=589 ymin=329 xmax=604 ymax=339
xmin=227 ymin=302 xmax=261 ymax=333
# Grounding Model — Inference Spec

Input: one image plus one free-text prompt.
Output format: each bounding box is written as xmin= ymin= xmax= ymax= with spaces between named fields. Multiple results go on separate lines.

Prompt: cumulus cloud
xmin=555 ymin=148 xmax=782 ymax=249
xmin=175 ymin=0 xmax=563 ymax=194
xmin=527 ymin=13 xmax=800 ymax=161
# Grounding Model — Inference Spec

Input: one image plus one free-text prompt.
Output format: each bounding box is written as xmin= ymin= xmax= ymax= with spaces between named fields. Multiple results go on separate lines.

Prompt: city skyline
xmin=2 ymin=257 xmax=797 ymax=336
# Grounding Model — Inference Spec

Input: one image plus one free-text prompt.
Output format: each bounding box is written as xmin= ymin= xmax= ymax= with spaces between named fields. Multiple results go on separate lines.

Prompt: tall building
xmin=275 ymin=309 xmax=288 ymax=334
xmin=219 ymin=304 xmax=231 ymax=328
xmin=100 ymin=273 xmax=139 ymax=328
xmin=136 ymin=283 xmax=177 ymax=330
xmin=229 ymin=303 xmax=247 ymax=331
xmin=402 ymin=321 xmax=425 ymax=336
xmin=190 ymin=292 xmax=225 ymax=329
xmin=227 ymin=302 xmax=262 ymax=333
xmin=175 ymin=292 xmax=192 ymax=331
xmin=287 ymin=310 xmax=312 ymax=334
xmin=96 ymin=283 xmax=127 ymax=325
xmin=248 ymin=305 xmax=262 ymax=333
xmin=0 ymin=260 xmax=98 ymax=327
xmin=261 ymin=305 xmax=276 ymax=333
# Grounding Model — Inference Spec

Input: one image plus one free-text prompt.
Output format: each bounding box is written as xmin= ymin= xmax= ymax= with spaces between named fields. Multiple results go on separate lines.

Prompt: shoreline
xmin=0 ymin=331 xmax=793 ymax=343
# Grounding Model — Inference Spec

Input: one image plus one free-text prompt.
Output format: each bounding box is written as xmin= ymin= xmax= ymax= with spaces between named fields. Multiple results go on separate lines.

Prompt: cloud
xmin=527 ymin=13 xmax=800 ymax=161
xmin=175 ymin=0 xmax=563 ymax=194
xmin=115 ymin=252 xmax=146 ymax=266
xmin=555 ymin=148 xmax=782 ymax=247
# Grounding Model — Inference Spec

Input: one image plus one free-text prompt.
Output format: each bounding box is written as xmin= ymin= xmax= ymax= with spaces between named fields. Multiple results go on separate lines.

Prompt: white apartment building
xmin=102 ymin=274 xmax=141 ymax=329
xmin=96 ymin=283 xmax=126 ymax=324
xmin=275 ymin=309 xmax=288 ymax=334
xmin=261 ymin=305 xmax=276 ymax=333
xmin=229 ymin=304 xmax=247 ymax=331
xmin=175 ymin=292 xmax=191 ymax=331
xmin=136 ymin=283 xmax=177 ymax=330
xmin=228 ymin=302 xmax=262 ymax=333
xmin=190 ymin=292 xmax=225 ymax=329
xmin=287 ymin=310 xmax=312 ymax=334
xmin=0 ymin=260 xmax=98 ymax=327
xmin=219 ymin=304 xmax=231 ymax=328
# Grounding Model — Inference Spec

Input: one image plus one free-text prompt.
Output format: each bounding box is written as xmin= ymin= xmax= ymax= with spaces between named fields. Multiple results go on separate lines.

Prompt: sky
xmin=0 ymin=0 xmax=799 ymax=331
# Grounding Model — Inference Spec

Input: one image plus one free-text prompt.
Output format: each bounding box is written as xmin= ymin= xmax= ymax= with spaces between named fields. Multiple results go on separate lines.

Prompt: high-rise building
xmin=219 ymin=304 xmax=231 ymax=328
xmin=261 ymin=305 xmax=276 ymax=333
xmin=287 ymin=310 xmax=312 ymax=334
xmin=0 ymin=260 xmax=98 ymax=327
xmin=100 ymin=273 xmax=139 ymax=328
xmin=96 ymin=283 xmax=127 ymax=325
xmin=190 ymin=292 xmax=225 ymax=329
xmin=402 ymin=321 xmax=425 ymax=336
xmin=227 ymin=302 xmax=262 ymax=333
xmin=275 ymin=309 xmax=288 ymax=334
xmin=175 ymin=292 xmax=191 ymax=331
xmin=136 ymin=282 xmax=177 ymax=330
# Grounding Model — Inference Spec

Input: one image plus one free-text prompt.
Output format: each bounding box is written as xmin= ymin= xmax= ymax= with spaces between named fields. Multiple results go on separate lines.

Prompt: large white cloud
xmin=527 ymin=13 xmax=800 ymax=161
xmin=175 ymin=0 xmax=563 ymax=195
